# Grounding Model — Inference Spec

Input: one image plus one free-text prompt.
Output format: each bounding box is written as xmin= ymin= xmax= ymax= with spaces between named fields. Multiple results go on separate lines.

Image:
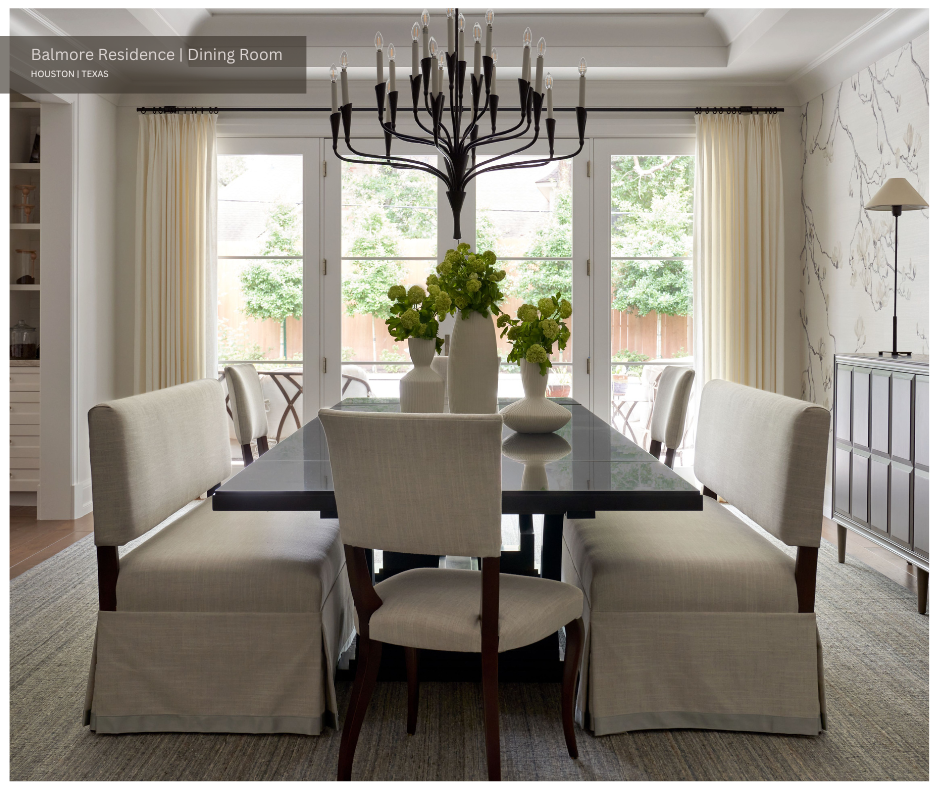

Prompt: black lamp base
xmin=878 ymin=350 xmax=913 ymax=357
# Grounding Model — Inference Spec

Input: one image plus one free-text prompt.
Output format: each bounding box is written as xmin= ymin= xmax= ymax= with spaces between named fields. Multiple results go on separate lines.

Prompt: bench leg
xmin=836 ymin=524 xmax=847 ymax=564
xmin=916 ymin=567 xmax=928 ymax=615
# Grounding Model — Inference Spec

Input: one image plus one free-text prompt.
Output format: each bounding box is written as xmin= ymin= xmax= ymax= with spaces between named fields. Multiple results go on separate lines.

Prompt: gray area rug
xmin=10 ymin=513 xmax=928 ymax=780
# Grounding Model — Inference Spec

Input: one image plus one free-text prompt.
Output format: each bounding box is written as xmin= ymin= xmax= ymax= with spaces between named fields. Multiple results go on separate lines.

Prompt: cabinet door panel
xmin=851 ymin=451 xmax=869 ymax=525
xmin=870 ymin=372 xmax=890 ymax=454
xmin=834 ymin=445 xmax=851 ymax=515
xmin=836 ymin=366 xmax=852 ymax=441
xmin=891 ymin=375 xmax=912 ymax=461
xmin=852 ymin=369 xmax=870 ymax=447
xmin=889 ymin=463 xmax=912 ymax=546
xmin=869 ymin=457 xmax=889 ymax=534
xmin=913 ymin=470 xmax=929 ymax=554
xmin=914 ymin=377 xmax=928 ymax=468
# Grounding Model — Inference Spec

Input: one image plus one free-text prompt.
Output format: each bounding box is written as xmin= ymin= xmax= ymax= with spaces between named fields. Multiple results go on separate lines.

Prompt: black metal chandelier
xmin=329 ymin=8 xmax=588 ymax=240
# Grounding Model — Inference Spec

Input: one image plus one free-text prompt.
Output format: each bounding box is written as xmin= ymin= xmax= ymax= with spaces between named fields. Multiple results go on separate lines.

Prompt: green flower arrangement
xmin=498 ymin=294 xmax=572 ymax=375
xmin=385 ymin=283 xmax=449 ymax=353
xmin=430 ymin=243 xmax=507 ymax=320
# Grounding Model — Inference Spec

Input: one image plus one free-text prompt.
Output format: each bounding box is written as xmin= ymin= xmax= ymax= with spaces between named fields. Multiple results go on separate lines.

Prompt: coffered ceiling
xmin=10 ymin=7 xmax=929 ymax=103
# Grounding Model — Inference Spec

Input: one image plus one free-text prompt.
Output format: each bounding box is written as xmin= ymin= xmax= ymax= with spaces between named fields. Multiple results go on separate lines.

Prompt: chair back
xmin=694 ymin=379 xmax=830 ymax=547
xmin=649 ymin=366 xmax=695 ymax=449
xmin=88 ymin=379 xmax=232 ymax=546
xmin=224 ymin=364 xmax=268 ymax=445
xmin=318 ymin=410 xmax=503 ymax=557
xmin=341 ymin=365 xmax=373 ymax=399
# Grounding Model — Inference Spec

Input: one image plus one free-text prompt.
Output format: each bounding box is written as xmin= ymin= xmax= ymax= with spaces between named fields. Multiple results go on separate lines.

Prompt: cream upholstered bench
xmin=83 ymin=379 xmax=354 ymax=735
xmin=563 ymin=379 xmax=831 ymax=736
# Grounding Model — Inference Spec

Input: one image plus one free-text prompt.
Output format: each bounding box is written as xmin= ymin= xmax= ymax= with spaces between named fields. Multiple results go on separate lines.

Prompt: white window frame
xmin=215 ymin=136 xmax=323 ymax=418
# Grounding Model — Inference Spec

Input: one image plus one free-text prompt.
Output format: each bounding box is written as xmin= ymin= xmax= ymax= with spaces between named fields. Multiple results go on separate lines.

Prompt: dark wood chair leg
xmin=482 ymin=643 xmax=500 ymax=781
xmin=703 ymin=486 xmax=718 ymax=500
xmin=240 ymin=443 xmax=254 ymax=466
xmin=405 ymin=646 xmax=419 ymax=734
xmin=836 ymin=524 xmax=847 ymax=564
xmin=648 ymin=438 xmax=662 ymax=461
xmin=562 ymin=618 xmax=584 ymax=758
xmin=338 ymin=636 xmax=383 ymax=781
xmin=663 ymin=447 xmax=676 ymax=469
xmin=916 ymin=567 xmax=928 ymax=615
xmin=96 ymin=546 xmax=119 ymax=612
xmin=795 ymin=546 xmax=819 ymax=613
xmin=256 ymin=436 xmax=269 ymax=456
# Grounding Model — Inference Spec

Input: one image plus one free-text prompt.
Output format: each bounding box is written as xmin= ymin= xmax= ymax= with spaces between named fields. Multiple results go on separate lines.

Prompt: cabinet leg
xmin=836 ymin=524 xmax=847 ymax=564
xmin=916 ymin=568 xmax=928 ymax=615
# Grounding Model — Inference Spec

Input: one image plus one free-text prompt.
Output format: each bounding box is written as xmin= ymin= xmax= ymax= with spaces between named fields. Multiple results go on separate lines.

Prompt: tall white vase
xmin=499 ymin=359 xmax=572 ymax=433
xmin=448 ymin=311 xmax=499 ymax=414
xmin=400 ymin=338 xmax=445 ymax=413
xmin=430 ymin=355 xmax=449 ymax=411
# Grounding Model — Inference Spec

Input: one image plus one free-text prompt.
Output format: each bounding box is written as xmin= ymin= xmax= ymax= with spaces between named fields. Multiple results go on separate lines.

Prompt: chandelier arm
xmin=466 ymin=139 xmax=586 ymax=181
xmin=459 ymin=95 xmax=491 ymax=146
xmin=423 ymin=90 xmax=454 ymax=148
xmin=338 ymin=141 xmax=450 ymax=185
xmin=380 ymin=121 xmax=441 ymax=149
xmin=460 ymin=118 xmax=537 ymax=185
xmin=465 ymin=110 xmax=529 ymax=151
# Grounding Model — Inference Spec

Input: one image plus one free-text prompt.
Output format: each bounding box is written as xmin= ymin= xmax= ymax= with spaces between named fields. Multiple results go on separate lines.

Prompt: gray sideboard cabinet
xmin=831 ymin=353 xmax=929 ymax=613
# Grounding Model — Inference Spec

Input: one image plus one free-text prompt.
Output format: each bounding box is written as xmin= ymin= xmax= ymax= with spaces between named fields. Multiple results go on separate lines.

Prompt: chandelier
xmin=329 ymin=7 xmax=588 ymax=240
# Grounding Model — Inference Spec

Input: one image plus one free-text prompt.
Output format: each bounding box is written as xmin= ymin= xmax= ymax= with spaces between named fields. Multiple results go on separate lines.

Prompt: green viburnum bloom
xmin=427 ymin=284 xmax=441 ymax=297
xmin=496 ymin=269 xmax=507 ymax=281
xmin=417 ymin=322 xmax=429 ymax=336
xmin=454 ymin=295 xmax=470 ymax=310
xmin=540 ymin=319 xmax=560 ymax=341
xmin=559 ymin=299 xmax=572 ymax=319
xmin=517 ymin=303 xmax=539 ymax=323
xmin=466 ymin=278 xmax=482 ymax=293
xmin=407 ymin=285 xmax=426 ymax=305
xmin=483 ymin=250 xmax=496 ymax=266
xmin=526 ymin=344 xmax=549 ymax=364
xmin=388 ymin=285 xmax=407 ymax=300
xmin=400 ymin=309 xmax=420 ymax=330
xmin=496 ymin=314 xmax=512 ymax=327
xmin=426 ymin=273 xmax=440 ymax=286
xmin=507 ymin=326 xmax=521 ymax=341
xmin=470 ymin=257 xmax=486 ymax=274
xmin=457 ymin=242 xmax=471 ymax=253
xmin=437 ymin=260 xmax=453 ymax=276
xmin=538 ymin=297 xmax=555 ymax=317
xmin=435 ymin=292 xmax=452 ymax=313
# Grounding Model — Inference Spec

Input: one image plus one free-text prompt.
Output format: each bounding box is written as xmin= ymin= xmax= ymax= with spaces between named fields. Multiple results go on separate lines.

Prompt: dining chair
xmin=341 ymin=364 xmax=374 ymax=398
xmin=647 ymin=365 xmax=695 ymax=467
xmin=224 ymin=364 xmax=270 ymax=465
xmin=318 ymin=409 xmax=585 ymax=781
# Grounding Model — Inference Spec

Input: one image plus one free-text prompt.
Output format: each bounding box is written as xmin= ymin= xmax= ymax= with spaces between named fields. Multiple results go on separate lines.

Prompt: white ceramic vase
xmin=400 ymin=338 xmax=445 ymax=413
xmin=430 ymin=355 xmax=449 ymax=411
xmin=499 ymin=359 xmax=572 ymax=433
xmin=502 ymin=432 xmax=572 ymax=491
xmin=448 ymin=311 xmax=499 ymax=414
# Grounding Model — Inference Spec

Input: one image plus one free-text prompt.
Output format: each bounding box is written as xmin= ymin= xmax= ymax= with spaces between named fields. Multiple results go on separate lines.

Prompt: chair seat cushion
xmin=116 ymin=500 xmax=344 ymax=614
xmin=367 ymin=568 xmax=583 ymax=653
xmin=564 ymin=498 xmax=797 ymax=614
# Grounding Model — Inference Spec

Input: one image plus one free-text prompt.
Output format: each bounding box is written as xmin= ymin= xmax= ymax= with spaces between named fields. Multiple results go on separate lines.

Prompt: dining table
xmin=212 ymin=396 xmax=703 ymax=681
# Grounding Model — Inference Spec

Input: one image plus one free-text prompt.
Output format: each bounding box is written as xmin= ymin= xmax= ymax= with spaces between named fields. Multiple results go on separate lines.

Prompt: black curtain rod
xmin=136 ymin=105 xmax=783 ymax=114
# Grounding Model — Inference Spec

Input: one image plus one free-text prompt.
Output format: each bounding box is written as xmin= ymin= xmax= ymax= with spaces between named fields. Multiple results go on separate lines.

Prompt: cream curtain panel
xmin=693 ymin=113 xmax=784 ymax=392
xmin=135 ymin=114 xmax=217 ymax=393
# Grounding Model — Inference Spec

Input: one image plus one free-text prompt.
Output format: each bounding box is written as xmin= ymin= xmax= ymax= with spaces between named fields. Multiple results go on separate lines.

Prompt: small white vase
xmin=430 ymin=355 xmax=449 ymax=411
xmin=400 ymin=338 xmax=445 ymax=413
xmin=448 ymin=311 xmax=499 ymax=414
xmin=502 ymin=432 xmax=572 ymax=491
xmin=500 ymin=359 xmax=572 ymax=433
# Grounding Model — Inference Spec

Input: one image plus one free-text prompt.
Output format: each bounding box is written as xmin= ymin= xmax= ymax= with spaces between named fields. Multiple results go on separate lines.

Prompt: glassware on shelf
xmin=10 ymin=319 xmax=39 ymax=360
xmin=13 ymin=183 xmax=36 ymax=205
xmin=13 ymin=249 xmax=37 ymax=285
xmin=13 ymin=204 xmax=35 ymax=224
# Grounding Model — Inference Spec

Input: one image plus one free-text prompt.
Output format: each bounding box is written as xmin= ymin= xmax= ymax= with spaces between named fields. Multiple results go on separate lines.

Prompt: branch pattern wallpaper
xmin=800 ymin=33 xmax=929 ymax=410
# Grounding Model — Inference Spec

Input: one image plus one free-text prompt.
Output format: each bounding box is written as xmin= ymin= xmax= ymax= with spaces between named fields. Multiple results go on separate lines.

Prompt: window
xmin=475 ymin=156 xmax=574 ymax=398
xmin=340 ymin=155 xmax=437 ymax=398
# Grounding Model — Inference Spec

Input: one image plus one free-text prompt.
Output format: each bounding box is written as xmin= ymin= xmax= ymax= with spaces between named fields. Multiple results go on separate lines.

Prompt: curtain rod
xmin=136 ymin=105 xmax=783 ymax=114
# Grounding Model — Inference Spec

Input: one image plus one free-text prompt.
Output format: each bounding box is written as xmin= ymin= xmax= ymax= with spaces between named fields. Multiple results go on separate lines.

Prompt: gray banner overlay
xmin=9 ymin=36 xmax=306 ymax=94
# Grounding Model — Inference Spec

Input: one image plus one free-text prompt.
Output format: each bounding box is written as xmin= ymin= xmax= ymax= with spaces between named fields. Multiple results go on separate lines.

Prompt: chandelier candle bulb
xmin=446 ymin=8 xmax=455 ymax=54
xmin=388 ymin=44 xmax=396 ymax=92
xmin=384 ymin=85 xmax=390 ymax=124
xmin=473 ymin=23 xmax=482 ymax=77
xmin=422 ymin=10 xmax=430 ymax=59
xmin=458 ymin=14 xmax=466 ymax=62
xmin=522 ymin=27 xmax=532 ymax=83
xmin=412 ymin=23 xmax=420 ymax=76
xmin=375 ymin=32 xmax=384 ymax=85
xmin=437 ymin=50 xmax=446 ymax=95
xmin=491 ymin=48 xmax=498 ymax=89
xmin=546 ymin=72 xmax=553 ymax=118
xmin=578 ymin=57 xmax=586 ymax=107
xmin=535 ymin=38 xmax=545 ymax=92
xmin=340 ymin=50 xmax=349 ymax=105
xmin=485 ymin=10 xmax=494 ymax=60
xmin=330 ymin=63 xmax=338 ymax=112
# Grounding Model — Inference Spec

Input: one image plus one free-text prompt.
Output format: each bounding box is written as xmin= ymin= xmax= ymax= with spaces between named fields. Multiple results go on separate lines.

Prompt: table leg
xmin=541 ymin=514 xmax=564 ymax=581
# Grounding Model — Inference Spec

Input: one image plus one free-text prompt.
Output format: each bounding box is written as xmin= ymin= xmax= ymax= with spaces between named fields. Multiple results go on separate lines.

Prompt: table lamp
xmin=864 ymin=177 xmax=928 ymax=356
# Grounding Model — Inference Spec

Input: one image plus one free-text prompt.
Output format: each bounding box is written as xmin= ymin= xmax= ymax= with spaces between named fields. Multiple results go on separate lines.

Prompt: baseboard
xmin=72 ymin=481 xmax=93 ymax=519
xmin=10 ymin=491 xmax=38 ymax=507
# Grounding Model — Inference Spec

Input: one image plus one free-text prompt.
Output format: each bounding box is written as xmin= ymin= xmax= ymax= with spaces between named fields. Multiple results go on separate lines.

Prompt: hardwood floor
xmin=10 ymin=507 xmax=95 ymax=579
xmin=7 ymin=507 xmax=919 ymax=594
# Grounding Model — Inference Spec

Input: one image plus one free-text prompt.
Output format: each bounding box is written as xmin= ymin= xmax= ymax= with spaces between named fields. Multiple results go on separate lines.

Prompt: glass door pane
xmin=476 ymin=156 xmax=573 ymax=398
xmin=608 ymin=155 xmax=694 ymax=459
xmin=217 ymin=154 xmax=304 ymax=451
xmin=340 ymin=157 xmax=437 ymax=398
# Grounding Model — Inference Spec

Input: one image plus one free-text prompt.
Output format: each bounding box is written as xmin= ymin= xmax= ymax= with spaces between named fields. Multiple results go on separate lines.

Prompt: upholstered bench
xmin=83 ymin=379 xmax=354 ymax=735
xmin=563 ymin=379 xmax=830 ymax=736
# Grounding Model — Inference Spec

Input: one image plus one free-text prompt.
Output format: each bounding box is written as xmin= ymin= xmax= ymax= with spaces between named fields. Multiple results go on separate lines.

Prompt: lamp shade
xmin=865 ymin=177 xmax=929 ymax=211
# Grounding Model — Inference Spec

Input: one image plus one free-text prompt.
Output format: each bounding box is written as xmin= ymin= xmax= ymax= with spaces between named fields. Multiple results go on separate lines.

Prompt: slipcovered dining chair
xmin=224 ymin=364 xmax=270 ymax=465
xmin=563 ymin=380 xmax=830 ymax=736
xmin=318 ymin=410 xmax=585 ymax=781
xmin=83 ymin=379 xmax=354 ymax=735
xmin=647 ymin=365 xmax=695 ymax=467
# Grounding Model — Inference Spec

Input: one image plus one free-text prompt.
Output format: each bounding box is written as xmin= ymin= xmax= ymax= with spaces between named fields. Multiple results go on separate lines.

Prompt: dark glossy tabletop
xmin=212 ymin=398 xmax=703 ymax=515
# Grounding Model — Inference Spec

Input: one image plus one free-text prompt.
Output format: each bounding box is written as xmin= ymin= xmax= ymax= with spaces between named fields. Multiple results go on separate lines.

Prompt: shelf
xmin=10 ymin=224 xmax=40 ymax=231
xmin=10 ymin=163 xmax=40 ymax=170
xmin=10 ymin=285 xmax=40 ymax=292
